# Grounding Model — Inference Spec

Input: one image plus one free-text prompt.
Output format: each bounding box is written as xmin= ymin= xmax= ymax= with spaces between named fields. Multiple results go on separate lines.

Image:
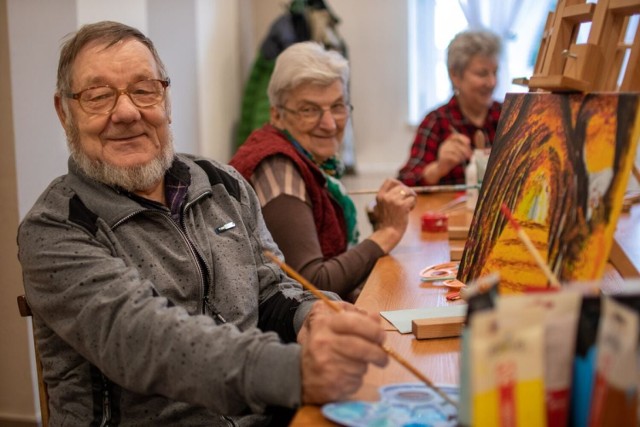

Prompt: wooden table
xmin=291 ymin=193 xmax=470 ymax=426
xmin=290 ymin=194 xmax=640 ymax=426
xmin=611 ymin=204 xmax=640 ymax=278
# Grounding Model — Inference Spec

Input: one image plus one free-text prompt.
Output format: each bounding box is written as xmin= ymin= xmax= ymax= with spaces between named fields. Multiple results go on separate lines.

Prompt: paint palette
xmin=419 ymin=262 xmax=459 ymax=283
xmin=321 ymin=383 xmax=458 ymax=426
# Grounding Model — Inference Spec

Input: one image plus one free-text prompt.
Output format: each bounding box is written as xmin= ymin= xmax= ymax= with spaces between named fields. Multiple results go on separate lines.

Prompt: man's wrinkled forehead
xmin=70 ymin=38 xmax=159 ymax=88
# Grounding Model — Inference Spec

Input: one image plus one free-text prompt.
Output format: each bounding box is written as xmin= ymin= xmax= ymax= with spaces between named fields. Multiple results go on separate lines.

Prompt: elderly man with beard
xmin=17 ymin=21 xmax=387 ymax=426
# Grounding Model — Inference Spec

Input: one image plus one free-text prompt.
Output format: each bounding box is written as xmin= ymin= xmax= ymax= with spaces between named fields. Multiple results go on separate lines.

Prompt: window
xmin=408 ymin=0 xmax=556 ymax=125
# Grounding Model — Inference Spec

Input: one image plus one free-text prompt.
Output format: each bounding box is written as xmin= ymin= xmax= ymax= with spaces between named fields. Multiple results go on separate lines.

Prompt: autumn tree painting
xmin=458 ymin=93 xmax=640 ymax=293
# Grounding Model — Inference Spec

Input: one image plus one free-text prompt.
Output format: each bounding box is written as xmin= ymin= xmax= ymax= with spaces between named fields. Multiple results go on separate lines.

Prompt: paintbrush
xmin=460 ymin=272 xmax=500 ymax=301
xmin=437 ymin=194 xmax=468 ymax=213
xmin=500 ymin=203 xmax=561 ymax=288
xmin=264 ymin=250 xmax=458 ymax=408
xmin=449 ymin=126 xmax=486 ymax=149
xmin=348 ymin=183 xmax=479 ymax=196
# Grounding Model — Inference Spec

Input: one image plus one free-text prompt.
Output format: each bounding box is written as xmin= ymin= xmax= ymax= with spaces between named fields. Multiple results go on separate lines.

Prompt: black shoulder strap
xmin=69 ymin=194 xmax=99 ymax=236
xmin=194 ymin=160 xmax=241 ymax=202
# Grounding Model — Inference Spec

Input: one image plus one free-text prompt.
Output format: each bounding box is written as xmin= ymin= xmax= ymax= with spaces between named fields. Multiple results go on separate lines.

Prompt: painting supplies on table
xmin=264 ymin=250 xmax=458 ymax=409
xmin=419 ymin=262 xmax=459 ymax=282
xmin=459 ymin=283 xmax=640 ymax=427
xmin=472 ymin=129 xmax=492 ymax=184
xmin=410 ymin=306 xmax=466 ymax=340
xmin=497 ymin=291 xmax=582 ymax=427
xmin=470 ymin=302 xmax=547 ymax=427
xmin=571 ymin=289 xmax=640 ymax=427
xmin=447 ymin=224 xmax=470 ymax=240
xmin=419 ymin=262 xmax=464 ymax=300
xmin=322 ymin=383 xmax=458 ymax=426
xmin=438 ymin=193 xmax=468 ymax=214
xmin=589 ymin=297 xmax=638 ymax=426
xmin=464 ymin=154 xmax=479 ymax=211
xmin=382 ymin=305 xmax=467 ymax=335
xmin=458 ymin=288 xmax=497 ymax=426
xmin=417 ymin=192 xmax=469 ymax=234
xmin=459 ymin=272 xmax=500 ymax=301
xmin=421 ymin=211 xmax=448 ymax=232
xmin=571 ymin=295 xmax=601 ymax=427
xmin=419 ymin=265 xmax=496 ymax=302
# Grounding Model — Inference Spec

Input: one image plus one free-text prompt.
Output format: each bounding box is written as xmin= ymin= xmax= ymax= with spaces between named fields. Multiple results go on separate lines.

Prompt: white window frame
xmin=407 ymin=0 xmax=556 ymax=126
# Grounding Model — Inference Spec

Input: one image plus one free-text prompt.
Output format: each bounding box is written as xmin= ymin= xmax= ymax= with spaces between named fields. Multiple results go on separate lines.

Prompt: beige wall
xmin=245 ymin=0 xmax=415 ymax=172
xmin=3 ymin=0 xmax=244 ymax=423
xmin=0 ymin=0 xmax=38 ymax=424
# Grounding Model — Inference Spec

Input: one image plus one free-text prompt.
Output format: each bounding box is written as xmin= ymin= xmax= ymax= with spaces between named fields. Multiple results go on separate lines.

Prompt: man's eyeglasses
xmin=64 ymin=78 xmax=170 ymax=115
xmin=279 ymin=102 xmax=353 ymax=126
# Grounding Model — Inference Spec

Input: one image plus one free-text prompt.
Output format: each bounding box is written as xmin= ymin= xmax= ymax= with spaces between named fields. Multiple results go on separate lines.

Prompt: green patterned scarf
xmin=284 ymin=131 xmax=359 ymax=246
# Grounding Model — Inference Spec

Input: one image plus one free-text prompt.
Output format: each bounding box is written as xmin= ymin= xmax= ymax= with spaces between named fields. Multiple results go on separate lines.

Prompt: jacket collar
xmin=66 ymin=154 xmax=211 ymax=228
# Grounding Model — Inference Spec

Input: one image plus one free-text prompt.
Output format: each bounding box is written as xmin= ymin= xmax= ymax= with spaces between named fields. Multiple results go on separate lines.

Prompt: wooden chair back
xmin=17 ymin=295 xmax=49 ymax=427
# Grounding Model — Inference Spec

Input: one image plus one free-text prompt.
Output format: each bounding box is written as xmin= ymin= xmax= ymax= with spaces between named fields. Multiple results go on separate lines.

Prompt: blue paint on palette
xmin=321 ymin=383 xmax=458 ymax=427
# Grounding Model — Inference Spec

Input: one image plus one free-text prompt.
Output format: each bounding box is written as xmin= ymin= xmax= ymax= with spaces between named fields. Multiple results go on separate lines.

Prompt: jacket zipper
xmin=163 ymin=214 xmax=210 ymax=313
xmin=221 ymin=415 xmax=236 ymax=426
xmin=99 ymin=373 xmax=111 ymax=427
xmin=112 ymin=208 xmax=148 ymax=229
xmin=106 ymin=191 xmax=234 ymax=423
xmin=180 ymin=194 xmax=225 ymax=320
xmin=112 ymin=203 xmax=214 ymax=317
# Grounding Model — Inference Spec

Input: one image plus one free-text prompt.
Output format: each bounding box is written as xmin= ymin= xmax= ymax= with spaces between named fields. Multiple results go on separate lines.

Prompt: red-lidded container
xmin=421 ymin=211 xmax=448 ymax=232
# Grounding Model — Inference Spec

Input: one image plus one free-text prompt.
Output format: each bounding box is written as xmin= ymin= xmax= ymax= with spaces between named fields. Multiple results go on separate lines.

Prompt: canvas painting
xmin=458 ymin=92 xmax=640 ymax=293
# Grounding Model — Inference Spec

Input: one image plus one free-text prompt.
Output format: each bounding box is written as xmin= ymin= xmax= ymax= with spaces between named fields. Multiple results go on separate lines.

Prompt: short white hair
xmin=267 ymin=41 xmax=349 ymax=107
xmin=447 ymin=30 xmax=501 ymax=77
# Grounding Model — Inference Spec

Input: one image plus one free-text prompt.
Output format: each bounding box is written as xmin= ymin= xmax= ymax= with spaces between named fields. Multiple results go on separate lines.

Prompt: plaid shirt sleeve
xmin=397 ymin=112 xmax=444 ymax=186
xmin=397 ymin=98 xmax=502 ymax=186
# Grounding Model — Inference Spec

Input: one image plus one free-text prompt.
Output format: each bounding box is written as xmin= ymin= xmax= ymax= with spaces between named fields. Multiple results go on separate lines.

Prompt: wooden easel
xmin=523 ymin=0 xmax=640 ymax=278
xmin=528 ymin=0 xmax=640 ymax=92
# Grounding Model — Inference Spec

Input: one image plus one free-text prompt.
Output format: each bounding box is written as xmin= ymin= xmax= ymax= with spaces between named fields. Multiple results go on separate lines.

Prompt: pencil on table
xmin=499 ymin=203 xmax=561 ymax=288
xmin=263 ymin=250 xmax=458 ymax=409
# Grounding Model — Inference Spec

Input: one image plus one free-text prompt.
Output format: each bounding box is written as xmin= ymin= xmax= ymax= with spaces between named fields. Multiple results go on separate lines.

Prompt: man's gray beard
xmin=66 ymin=122 xmax=175 ymax=193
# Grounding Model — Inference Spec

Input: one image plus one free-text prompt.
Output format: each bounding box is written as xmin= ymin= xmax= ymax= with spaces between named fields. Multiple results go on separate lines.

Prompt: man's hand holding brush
xmin=297 ymin=301 xmax=389 ymax=404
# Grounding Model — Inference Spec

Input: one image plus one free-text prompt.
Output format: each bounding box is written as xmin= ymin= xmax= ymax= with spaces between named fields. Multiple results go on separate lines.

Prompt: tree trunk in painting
xmin=458 ymin=93 xmax=639 ymax=292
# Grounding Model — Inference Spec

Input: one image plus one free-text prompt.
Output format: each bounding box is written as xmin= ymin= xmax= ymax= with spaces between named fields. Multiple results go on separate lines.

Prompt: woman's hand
xmin=422 ymin=132 xmax=472 ymax=184
xmin=437 ymin=132 xmax=472 ymax=174
xmin=368 ymin=179 xmax=416 ymax=253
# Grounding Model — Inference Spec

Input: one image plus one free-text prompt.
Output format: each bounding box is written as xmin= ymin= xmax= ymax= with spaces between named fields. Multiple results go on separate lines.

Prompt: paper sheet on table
xmin=380 ymin=305 xmax=467 ymax=334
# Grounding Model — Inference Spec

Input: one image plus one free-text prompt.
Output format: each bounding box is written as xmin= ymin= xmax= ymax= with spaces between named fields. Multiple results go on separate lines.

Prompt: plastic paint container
xmin=421 ymin=212 xmax=448 ymax=232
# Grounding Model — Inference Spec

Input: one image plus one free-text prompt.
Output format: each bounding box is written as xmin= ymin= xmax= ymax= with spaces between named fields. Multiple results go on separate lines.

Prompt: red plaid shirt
xmin=397 ymin=96 xmax=502 ymax=185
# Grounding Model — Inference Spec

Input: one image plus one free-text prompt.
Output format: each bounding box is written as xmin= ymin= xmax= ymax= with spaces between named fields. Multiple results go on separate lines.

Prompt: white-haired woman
xmin=398 ymin=29 xmax=502 ymax=186
xmin=230 ymin=41 xmax=415 ymax=300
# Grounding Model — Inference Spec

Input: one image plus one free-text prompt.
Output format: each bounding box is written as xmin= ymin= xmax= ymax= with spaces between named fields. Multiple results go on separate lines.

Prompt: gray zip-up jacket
xmin=18 ymin=154 xmax=324 ymax=426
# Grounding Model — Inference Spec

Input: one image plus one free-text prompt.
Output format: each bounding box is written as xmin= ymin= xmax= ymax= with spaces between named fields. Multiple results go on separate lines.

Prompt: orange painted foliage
xmin=458 ymin=93 xmax=640 ymax=293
